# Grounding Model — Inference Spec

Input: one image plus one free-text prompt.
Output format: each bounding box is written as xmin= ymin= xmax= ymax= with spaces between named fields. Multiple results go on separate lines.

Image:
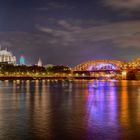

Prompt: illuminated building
xmin=122 ymin=71 xmax=127 ymax=80
xmin=20 ymin=56 xmax=25 ymax=65
xmin=0 ymin=48 xmax=16 ymax=64
xmin=37 ymin=58 xmax=43 ymax=67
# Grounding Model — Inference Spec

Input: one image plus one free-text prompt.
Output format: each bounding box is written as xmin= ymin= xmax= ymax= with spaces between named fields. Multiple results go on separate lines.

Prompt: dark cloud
xmin=103 ymin=0 xmax=140 ymax=15
xmin=0 ymin=19 xmax=140 ymax=64
xmin=38 ymin=20 xmax=140 ymax=48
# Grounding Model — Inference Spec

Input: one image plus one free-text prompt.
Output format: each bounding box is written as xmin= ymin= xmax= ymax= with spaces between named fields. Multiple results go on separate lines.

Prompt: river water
xmin=0 ymin=80 xmax=140 ymax=140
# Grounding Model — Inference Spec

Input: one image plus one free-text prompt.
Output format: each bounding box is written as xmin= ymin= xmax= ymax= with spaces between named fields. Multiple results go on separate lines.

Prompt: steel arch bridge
xmin=73 ymin=60 xmax=125 ymax=71
xmin=129 ymin=57 xmax=140 ymax=67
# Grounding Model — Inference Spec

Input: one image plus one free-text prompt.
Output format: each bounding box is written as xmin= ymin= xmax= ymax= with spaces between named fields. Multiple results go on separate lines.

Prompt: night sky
xmin=0 ymin=0 xmax=140 ymax=66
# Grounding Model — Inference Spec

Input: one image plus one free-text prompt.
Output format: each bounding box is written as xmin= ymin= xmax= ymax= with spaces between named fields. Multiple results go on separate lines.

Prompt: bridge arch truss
xmin=73 ymin=60 xmax=125 ymax=71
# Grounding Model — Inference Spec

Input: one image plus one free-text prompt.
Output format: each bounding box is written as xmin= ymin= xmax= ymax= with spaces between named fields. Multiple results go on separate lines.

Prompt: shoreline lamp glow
xmin=20 ymin=55 xmax=25 ymax=65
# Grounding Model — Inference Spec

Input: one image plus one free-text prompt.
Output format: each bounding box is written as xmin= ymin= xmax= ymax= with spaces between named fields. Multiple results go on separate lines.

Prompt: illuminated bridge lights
xmin=88 ymin=63 xmax=117 ymax=71
xmin=128 ymin=58 xmax=140 ymax=69
xmin=73 ymin=60 xmax=125 ymax=71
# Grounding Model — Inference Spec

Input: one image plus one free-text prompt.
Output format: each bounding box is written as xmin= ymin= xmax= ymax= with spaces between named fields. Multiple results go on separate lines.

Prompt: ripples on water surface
xmin=0 ymin=80 xmax=140 ymax=139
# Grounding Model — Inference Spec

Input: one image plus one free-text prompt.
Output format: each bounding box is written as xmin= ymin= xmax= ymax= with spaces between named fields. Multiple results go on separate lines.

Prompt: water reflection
xmin=0 ymin=80 xmax=140 ymax=139
xmin=119 ymin=81 xmax=129 ymax=127
xmin=86 ymin=80 xmax=140 ymax=139
xmin=87 ymin=81 xmax=118 ymax=138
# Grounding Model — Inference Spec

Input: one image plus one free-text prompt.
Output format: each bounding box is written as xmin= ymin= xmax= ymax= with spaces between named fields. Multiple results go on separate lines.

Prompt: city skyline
xmin=0 ymin=0 xmax=140 ymax=66
xmin=1 ymin=46 xmax=140 ymax=67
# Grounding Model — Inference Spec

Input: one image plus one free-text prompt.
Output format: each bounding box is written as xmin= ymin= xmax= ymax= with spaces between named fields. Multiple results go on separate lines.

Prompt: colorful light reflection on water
xmin=0 ymin=80 xmax=140 ymax=139
xmin=87 ymin=81 xmax=118 ymax=128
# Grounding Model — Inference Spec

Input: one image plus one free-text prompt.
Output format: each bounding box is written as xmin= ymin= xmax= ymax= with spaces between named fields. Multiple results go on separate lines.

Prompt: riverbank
xmin=0 ymin=76 xmax=69 ymax=80
xmin=0 ymin=76 xmax=135 ymax=80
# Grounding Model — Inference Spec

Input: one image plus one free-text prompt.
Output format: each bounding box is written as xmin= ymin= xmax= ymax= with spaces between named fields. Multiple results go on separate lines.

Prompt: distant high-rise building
xmin=37 ymin=58 xmax=43 ymax=67
xmin=20 ymin=56 xmax=25 ymax=65
xmin=0 ymin=48 xmax=16 ymax=64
